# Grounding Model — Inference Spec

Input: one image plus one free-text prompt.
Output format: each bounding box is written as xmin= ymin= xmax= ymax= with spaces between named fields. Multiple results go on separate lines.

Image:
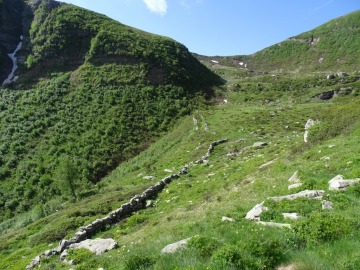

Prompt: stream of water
xmin=2 ymin=35 xmax=24 ymax=86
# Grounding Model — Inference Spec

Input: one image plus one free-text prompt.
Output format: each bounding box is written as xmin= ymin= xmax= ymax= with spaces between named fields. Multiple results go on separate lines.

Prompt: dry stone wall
xmin=26 ymin=139 xmax=228 ymax=269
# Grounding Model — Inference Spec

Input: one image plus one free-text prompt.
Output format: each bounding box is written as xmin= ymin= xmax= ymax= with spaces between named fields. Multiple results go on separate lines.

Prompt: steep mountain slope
xmin=197 ymin=10 xmax=360 ymax=73
xmin=0 ymin=0 xmax=220 ymax=221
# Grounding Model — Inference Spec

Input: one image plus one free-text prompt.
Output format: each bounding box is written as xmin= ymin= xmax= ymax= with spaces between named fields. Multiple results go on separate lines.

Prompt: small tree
xmin=54 ymin=156 xmax=79 ymax=200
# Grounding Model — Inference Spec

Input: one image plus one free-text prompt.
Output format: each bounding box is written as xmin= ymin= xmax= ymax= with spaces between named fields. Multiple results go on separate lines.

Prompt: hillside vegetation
xmin=0 ymin=0 xmax=219 ymax=221
xmin=198 ymin=10 xmax=360 ymax=73
xmin=1 ymin=1 xmax=360 ymax=270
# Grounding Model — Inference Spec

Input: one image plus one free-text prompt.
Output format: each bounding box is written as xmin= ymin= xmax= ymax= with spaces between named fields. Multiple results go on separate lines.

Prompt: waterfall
xmin=2 ymin=35 xmax=24 ymax=86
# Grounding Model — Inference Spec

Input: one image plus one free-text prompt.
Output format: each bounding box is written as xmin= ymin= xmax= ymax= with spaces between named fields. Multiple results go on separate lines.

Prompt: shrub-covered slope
xmin=0 ymin=0 xmax=220 ymax=221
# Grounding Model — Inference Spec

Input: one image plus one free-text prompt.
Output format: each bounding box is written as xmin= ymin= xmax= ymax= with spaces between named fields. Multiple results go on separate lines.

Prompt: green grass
xmin=2 ymin=68 xmax=360 ymax=269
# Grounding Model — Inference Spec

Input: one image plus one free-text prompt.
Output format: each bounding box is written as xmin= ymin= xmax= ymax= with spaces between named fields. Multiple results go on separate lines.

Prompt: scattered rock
xmin=282 ymin=213 xmax=302 ymax=220
xmin=259 ymin=158 xmax=277 ymax=169
xmin=161 ymin=238 xmax=191 ymax=254
xmin=288 ymin=171 xmax=300 ymax=183
xmin=253 ymin=142 xmax=268 ymax=148
xmin=288 ymin=183 xmax=302 ymax=190
xmin=226 ymin=152 xmax=237 ymax=157
xmin=221 ymin=216 xmax=235 ymax=222
xmin=145 ymin=200 xmax=153 ymax=208
xmin=322 ymin=200 xmax=333 ymax=209
xmin=164 ymin=169 xmax=173 ymax=173
xmin=304 ymin=119 xmax=319 ymax=143
xmin=337 ymin=72 xmax=348 ymax=77
xmin=143 ymin=176 xmax=155 ymax=181
xmin=245 ymin=202 xmax=268 ymax=221
xmin=277 ymin=264 xmax=297 ymax=270
xmin=69 ymin=238 xmax=118 ymax=255
xmin=257 ymin=221 xmax=291 ymax=228
xmin=328 ymin=175 xmax=360 ymax=190
xmin=314 ymin=90 xmax=334 ymax=100
xmin=268 ymin=190 xmax=324 ymax=202
xmin=326 ymin=74 xmax=336 ymax=80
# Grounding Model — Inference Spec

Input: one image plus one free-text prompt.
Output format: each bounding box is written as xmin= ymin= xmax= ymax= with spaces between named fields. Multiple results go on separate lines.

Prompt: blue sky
xmin=58 ymin=0 xmax=359 ymax=56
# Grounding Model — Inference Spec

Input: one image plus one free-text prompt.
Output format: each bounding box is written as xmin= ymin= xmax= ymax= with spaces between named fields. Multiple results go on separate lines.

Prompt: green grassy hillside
xmin=249 ymin=10 xmax=360 ymax=73
xmin=0 ymin=0 xmax=219 ymax=221
xmin=1 ymin=69 xmax=360 ymax=269
xmin=197 ymin=10 xmax=360 ymax=74
xmin=1 ymin=2 xmax=360 ymax=270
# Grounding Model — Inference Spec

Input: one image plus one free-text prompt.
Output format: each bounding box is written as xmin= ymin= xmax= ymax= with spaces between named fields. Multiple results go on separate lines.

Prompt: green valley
xmin=0 ymin=0 xmax=360 ymax=269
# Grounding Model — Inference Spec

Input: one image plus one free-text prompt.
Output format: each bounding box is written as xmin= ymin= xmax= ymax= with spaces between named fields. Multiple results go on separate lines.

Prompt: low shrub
xmin=293 ymin=212 xmax=353 ymax=246
xmin=124 ymin=254 xmax=157 ymax=270
xmin=187 ymin=235 xmax=222 ymax=258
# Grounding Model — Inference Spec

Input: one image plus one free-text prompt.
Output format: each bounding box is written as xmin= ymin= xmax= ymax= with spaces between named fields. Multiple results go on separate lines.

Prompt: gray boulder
xmin=268 ymin=190 xmax=324 ymax=202
xmin=328 ymin=175 xmax=360 ymax=190
xmin=322 ymin=200 xmax=333 ymax=209
xmin=245 ymin=202 xmax=268 ymax=221
xmin=69 ymin=238 xmax=118 ymax=255
xmin=161 ymin=238 xmax=191 ymax=254
xmin=288 ymin=171 xmax=300 ymax=183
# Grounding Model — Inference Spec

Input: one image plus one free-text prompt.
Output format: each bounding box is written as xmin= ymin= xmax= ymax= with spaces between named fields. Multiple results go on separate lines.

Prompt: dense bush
xmin=293 ymin=212 xmax=353 ymax=246
xmin=187 ymin=235 xmax=222 ymax=258
xmin=124 ymin=254 xmax=157 ymax=270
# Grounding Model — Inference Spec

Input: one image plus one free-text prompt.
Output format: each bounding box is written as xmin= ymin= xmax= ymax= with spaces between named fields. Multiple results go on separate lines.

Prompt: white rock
xmin=164 ymin=169 xmax=173 ymax=173
xmin=221 ymin=216 xmax=235 ymax=222
xmin=328 ymin=175 xmax=360 ymax=190
xmin=282 ymin=213 xmax=302 ymax=220
xmin=245 ymin=202 xmax=268 ymax=221
xmin=304 ymin=119 xmax=319 ymax=143
xmin=253 ymin=142 xmax=268 ymax=148
xmin=257 ymin=221 xmax=291 ymax=228
xmin=288 ymin=171 xmax=300 ymax=183
xmin=288 ymin=183 xmax=302 ymax=190
xmin=161 ymin=238 xmax=191 ymax=254
xmin=69 ymin=238 xmax=118 ymax=255
xmin=322 ymin=200 xmax=333 ymax=209
xmin=268 ymin=190 xmax=324 ymax=202
xmin=143 ymin=176 xmax=155 ymax=181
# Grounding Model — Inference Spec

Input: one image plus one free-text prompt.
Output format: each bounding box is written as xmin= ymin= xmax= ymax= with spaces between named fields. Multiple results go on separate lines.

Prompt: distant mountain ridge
xmin=197 ymin=10 xmax=360 ymax=73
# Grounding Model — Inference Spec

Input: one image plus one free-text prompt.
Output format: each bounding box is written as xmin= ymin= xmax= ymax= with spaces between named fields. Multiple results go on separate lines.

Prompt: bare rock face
xmin=69 ymin=238 xmax=118 ymax=255
xmin=328 ymin=175 xmax=360 ymax=190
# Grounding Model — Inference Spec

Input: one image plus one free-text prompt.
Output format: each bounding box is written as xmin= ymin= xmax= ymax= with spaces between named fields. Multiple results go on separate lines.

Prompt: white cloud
xmin=143 ymin=0 xmax=168 ymax=16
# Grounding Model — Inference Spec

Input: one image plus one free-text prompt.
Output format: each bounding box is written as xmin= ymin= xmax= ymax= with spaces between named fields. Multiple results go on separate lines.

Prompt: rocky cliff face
xmin=0 ymin=0 xmax=25 ymax=82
